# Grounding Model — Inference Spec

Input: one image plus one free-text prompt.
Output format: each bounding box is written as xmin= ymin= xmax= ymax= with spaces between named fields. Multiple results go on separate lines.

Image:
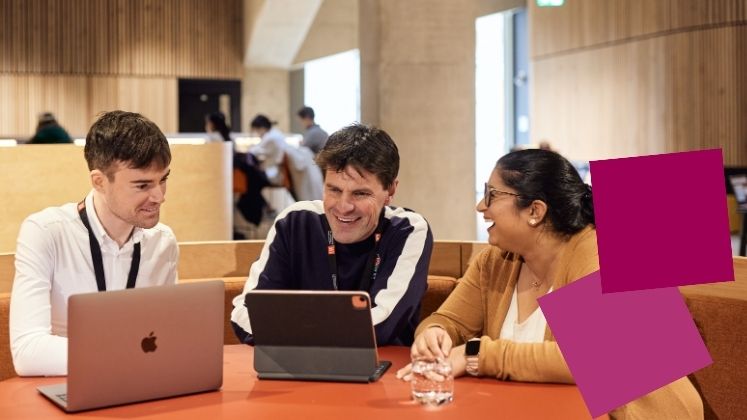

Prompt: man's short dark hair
xmin=297 ymin=106 xmax=315 ymax=120
xmin=84 ymin=111 xmax=171 ymax=178
xmin=315 ymin=124 xmax=399 ymax=189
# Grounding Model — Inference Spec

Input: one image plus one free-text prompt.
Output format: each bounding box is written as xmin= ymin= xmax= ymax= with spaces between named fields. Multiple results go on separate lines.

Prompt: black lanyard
xmin=321 ymin=214 xmax=384 ymax=291
xmin=78 ymin=201 xmax=140 ymax=292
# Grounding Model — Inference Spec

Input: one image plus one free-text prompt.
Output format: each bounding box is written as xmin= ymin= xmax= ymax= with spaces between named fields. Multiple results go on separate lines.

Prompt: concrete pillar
xmin=359 ymin=0 xmax=478 ymax=240
xmin=242 ymin=68 xmax=291 ymax=133
xmin=242 ymin=0 xmax=323 ymax=133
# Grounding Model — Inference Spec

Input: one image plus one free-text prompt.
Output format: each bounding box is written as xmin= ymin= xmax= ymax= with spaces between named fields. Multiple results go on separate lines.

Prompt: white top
xmin=9 ymin=190 xmax=178 ymax=376
xmin=498 ymin=286 xmax=552 ymax=343
xmin=249 ymin=127 xmax=286 ymax=170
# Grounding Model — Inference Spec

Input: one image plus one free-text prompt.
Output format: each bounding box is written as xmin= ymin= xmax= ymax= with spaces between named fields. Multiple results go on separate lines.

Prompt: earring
xmin=529 ymin=219 xmax=537 ymax=226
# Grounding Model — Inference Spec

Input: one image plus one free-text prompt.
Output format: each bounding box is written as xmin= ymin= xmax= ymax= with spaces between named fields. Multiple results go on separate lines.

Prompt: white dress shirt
xmin=9 ymin=190 xmax=178 ymax=376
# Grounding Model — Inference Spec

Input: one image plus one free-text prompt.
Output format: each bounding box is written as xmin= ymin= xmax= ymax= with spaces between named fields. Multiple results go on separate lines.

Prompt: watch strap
xmin=465 ymin=338 xmax=481 ymax=376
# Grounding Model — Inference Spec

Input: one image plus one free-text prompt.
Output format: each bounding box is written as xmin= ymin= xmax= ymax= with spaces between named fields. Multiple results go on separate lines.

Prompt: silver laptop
xmin=38 ymin=281 xmax=225 ymax=412
xmin=245 ymin=290 xmax=391 ymax=383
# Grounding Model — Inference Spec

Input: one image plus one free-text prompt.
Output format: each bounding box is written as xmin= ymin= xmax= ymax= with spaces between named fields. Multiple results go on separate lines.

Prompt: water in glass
xmin=410 ymin=358 xmax=454 ymax=405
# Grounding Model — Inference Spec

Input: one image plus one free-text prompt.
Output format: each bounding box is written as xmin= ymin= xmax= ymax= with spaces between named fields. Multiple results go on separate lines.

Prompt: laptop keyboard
xmin=56 ymin=393 xmax=68 ymax=402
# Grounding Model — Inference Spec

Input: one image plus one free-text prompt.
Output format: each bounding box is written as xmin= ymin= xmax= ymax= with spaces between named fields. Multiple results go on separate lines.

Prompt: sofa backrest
xmin=680 ymin=257 xmax=747 ymax=420
xmin=0 ymin=241 xmax=492 ymax=292
xmin=176 ymin=240 xmax=483 ymax=345
xmin=0 ymin=293 xmax=11 ymax=382
xmin=0 ymin=254 xmax=13 ymax=294
xmin=176 ymin=240 xmax=484 ymax=281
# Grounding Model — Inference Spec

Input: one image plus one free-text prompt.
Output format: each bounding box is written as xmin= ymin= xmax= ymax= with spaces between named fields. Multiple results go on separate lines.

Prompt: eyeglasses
xmin=483 ymin=182 xmax=520 ymax=207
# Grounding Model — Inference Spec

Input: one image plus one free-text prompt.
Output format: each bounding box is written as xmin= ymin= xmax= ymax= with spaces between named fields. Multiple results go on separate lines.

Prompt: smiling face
xmin=99 ymin=161 xmax=170 ymax=229
xmin=323 ymin=165 xmax=396 ymax=244
xmin=476 ymin=168 xmax=528 ymax=250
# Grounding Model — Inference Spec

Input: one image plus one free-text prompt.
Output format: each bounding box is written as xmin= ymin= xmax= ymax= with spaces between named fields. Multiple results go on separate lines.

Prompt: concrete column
xmin=359 ymin=0 xmax=478 ymax=240
xmin=242 ymin=0 xmax=323 ymax=133
xmin=241 ymin=68 xmax=291 ymax=133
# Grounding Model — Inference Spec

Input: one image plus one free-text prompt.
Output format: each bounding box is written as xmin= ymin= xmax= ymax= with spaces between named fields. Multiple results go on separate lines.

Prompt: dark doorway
xmin=178 ymin=79 xmax=241 ymax=133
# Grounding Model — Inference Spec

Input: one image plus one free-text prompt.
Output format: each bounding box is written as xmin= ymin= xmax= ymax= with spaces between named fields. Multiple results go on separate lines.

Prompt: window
xmin=304 ymin=50 xmax=360 ymax=133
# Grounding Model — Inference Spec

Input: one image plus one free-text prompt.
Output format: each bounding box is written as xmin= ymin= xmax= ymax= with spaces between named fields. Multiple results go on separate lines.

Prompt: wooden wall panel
xmin=0 ymin=75 xmax=22 ymax=135
xmin=532 ymin=26 xmax=747 ymax=165
xmin=0 ymin=0 xmax=240 ymax=136
xmin=530 ymin=1 xmax=747 ymax=166
xmin=0 ymin=0 xmax=242 ymax=77
xmin=531 ymin=0 xmax=747 ymax=58
xmin=0 ymin=74 xmax=89 ymax=137
xmin=0 ymin=74 xmax=176 ymax=136
xmin=173 ymin=0 xmax=243 ymax=79
xmin=529 ymin=33 xmax=624 ymax=160
xmin=0 ymin=142 xmax=233 ymax=254
xmin=89 ymin=76 xmax=178 ymax=133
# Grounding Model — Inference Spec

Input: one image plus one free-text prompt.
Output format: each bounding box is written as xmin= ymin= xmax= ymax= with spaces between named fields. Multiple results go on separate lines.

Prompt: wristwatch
xmin=465 ymin=338 xmax=480 ymax=376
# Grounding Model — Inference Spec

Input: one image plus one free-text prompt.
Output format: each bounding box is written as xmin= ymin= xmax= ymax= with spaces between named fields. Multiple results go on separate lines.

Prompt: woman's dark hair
xmin=250 ymin=114 xmax=273 ymax=130
xmin=206 ymin=112 xmax=231 ymax=142
xmin=496 ymin=149 xmax=594 ymax=235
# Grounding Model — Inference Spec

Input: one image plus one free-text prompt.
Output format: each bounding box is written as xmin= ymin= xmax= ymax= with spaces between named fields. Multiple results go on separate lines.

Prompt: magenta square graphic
xmin=590 ymin=149 xmax=734 ymax=293
xmin=538 ymin=271 xmax=712 ymax=418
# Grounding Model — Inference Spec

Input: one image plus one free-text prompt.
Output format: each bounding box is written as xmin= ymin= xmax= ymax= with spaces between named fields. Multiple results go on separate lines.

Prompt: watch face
xmin=466 ymin=339 xmax=480 ymax=356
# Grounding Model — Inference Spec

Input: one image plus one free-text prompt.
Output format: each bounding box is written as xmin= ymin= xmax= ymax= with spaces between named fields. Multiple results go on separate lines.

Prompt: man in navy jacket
xmin=231 ymin=124 xmax=433 ymax=345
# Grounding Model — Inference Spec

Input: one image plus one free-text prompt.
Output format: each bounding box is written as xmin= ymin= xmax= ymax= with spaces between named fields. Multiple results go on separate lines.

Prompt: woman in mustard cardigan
xmin=397 ymin=149 xmax=702 ymax=419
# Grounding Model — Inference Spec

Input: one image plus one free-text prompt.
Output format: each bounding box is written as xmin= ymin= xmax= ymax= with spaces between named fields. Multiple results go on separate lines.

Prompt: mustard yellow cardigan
xmin=417 ymin=227 xmax=702 ymax=419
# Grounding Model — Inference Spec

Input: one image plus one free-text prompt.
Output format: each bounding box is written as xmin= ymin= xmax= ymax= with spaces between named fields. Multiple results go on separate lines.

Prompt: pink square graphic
xmin=538 ymin=271 xmax=712 ymax=418
xmin=590 ymin=149 xmax=734 ymax=293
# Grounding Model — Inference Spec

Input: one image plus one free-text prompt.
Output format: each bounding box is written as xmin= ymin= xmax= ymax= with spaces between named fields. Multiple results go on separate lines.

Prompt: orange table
xmin=0 ymin=345 xmax=600 ymax=419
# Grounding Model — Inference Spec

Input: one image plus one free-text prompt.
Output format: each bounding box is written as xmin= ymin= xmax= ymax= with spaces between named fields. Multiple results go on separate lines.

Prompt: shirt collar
xmin=84 ymin=190 xmax=143 ymax=246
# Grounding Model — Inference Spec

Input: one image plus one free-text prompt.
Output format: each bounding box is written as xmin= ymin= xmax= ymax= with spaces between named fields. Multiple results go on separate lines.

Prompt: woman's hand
xmin=396 ymin=326 xmax=453 ymax=381
xmin=396 ymin=344 xmax=467 ymax=381
xmin=447 ymin=344 xmax=467 ymax=378
xmin=412 ymin=326 xmax=453 ymax=360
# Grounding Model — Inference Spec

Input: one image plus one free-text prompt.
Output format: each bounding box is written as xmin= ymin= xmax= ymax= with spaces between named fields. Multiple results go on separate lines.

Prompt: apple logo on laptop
xmin=141 ymin=332 xmax=158 ymax=353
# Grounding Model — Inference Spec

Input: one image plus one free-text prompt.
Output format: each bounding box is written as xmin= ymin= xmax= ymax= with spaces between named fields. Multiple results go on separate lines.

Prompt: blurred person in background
xmin=205 ymin=111 xmax=232 ymax=142
xmin=248 ymin=114 xmax=287 ymax=186
xmin=28 ymin=112 xmax=72 ymax=144
xmin=296 ymin=106 xmax=328 ymax=155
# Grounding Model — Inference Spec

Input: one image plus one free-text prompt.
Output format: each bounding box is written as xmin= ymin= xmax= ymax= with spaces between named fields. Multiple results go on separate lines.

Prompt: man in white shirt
xmin=9 ymin=111 xmax=179 ymax=376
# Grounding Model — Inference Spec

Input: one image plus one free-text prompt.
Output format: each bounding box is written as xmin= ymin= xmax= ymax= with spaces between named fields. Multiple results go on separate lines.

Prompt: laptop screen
xmin=246 ymin=290 xmax=376 ymax=348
